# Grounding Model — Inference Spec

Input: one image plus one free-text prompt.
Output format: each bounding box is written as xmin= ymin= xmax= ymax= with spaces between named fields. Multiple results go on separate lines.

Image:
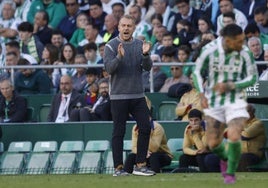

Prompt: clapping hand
xmin=117 ymin=43 xmax=125 ymax=57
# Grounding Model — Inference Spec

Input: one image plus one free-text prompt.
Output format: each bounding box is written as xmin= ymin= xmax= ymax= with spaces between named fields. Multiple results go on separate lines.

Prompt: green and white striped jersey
xmin=193 ymin=37 xmax=258 ymax=108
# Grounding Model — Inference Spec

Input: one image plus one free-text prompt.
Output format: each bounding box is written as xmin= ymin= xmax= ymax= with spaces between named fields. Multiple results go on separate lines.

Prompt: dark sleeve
xmin=37 ymin=71 xmax=51 ymax=94
xmin=47 ymin=96 xmax=57 ymax=122
xmin=9 ymin=97 xmax=28 ymax=122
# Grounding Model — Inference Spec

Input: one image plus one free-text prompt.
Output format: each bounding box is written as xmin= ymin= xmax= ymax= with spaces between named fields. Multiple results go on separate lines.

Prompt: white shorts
xmin=203 ymin=99 xmax=249 ymax=124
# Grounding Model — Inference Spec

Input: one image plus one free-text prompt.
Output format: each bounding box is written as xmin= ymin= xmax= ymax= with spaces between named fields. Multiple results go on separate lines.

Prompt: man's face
xmin=162 ymin=36 xmax=173 ymax=47
xmin=19 ymin=31 xmax=32 ymax=42
xmin=89 ymin=5 xmax=103 ymax=19
xmin=219 ymin=0 xmax=233 ymax=14
xmin=98 ymin=82 xmax=109 ymax=97
xmin=5 ymin=54 xmax=18 ymax=66
xmin=153 ymin=0 xmax=165 ymax=14
xmin=65 ymin=0 xmax=79 ymax=15
xmin=0 ymin=80 xmax=13 ymax=99
xmin=51 ymin=34 xmax=64 ymax=48
xmin=84 ymin=49 xmax=96 ymax=61
xmin=112 ymin=5 xmax=125 ymax=20
xmin=104 ymin=15 xmax=117 ymax=31
xmin=176 ymin=2 xmax=190 ymax=16
xmin=248 ymin=39 xmax=262 ymax=57
xmin=254 ymin=13 xmax=268 ymax=27
xmin=20 ymin=69 xmax=32 ymax=77
xmin=189 ymin=117 xmax=201 ymax=130
xmin=222 ymin=17 xmax=235 ymax=27
xmin=84 ymin=25 xmax=98 ymax=41
xmin=118 ymin=17 xmax=135 ymax=41
xmin=2 ymin=3 xmax=15 ymax=20
xmin=60 ymin=76 xmax=73 ymax=95
xmin=225 ymin=33 xmax=245 ymax=52
xmin=34 ymin=12 xmax=46 ymax=27
xmin=170 ymin=66 xmax=182 ymax=79
xmin=129 ymin=6 xmax=141 ymax=24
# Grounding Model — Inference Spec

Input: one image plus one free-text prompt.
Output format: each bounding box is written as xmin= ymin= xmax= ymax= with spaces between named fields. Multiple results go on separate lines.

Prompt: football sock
xmin=212 ymin=142 xmax=227 ymax=161
xmin=226 ymin=141 xmax=241 ymax=175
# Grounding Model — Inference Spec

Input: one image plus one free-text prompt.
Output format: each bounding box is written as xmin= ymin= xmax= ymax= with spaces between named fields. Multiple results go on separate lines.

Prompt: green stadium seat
xmin=77 ymin=152 xmax=102 ymax=174
xmin=27 ymin=107 xmax=35 ymax=122
xmin=0 ymin=142 xmax=4 ymax=154
xmin=162 ymin=138 xmax=184 ymax=173
xmin=0 ymin=141 xmax=32 ymax=174
xmin=24 ymin=141 xmax=58 ymax=174
xmin=39 ymin=104 xmax=51 ymax=122
xmin=85 ymin=140 xmax=110 ymax=152
xmin=50 ymin=141 xmax=84 ymax=174
xmin=158 ymin=101 xmax=178 ymax=120
xmin=123 ymin=140 xmax=132 ymax=154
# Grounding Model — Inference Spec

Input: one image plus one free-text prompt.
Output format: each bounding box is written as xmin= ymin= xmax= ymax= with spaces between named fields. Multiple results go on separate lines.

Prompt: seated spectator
xmin=205 ymin=104 xmax=266 ymax=172
xmin=14 ymin=58 xmax=51 ymax=94
xmin=101 ymin=0 xmax=124 ymax=15
xmin=178 ymin=109 xmax=209 ymax=172
xmin=82 ymin=68 xmax=99 ymax=105
xmin=124 ymin=97 xmax=173 ymax=173
xmin=144 ymin=13 xmax=163 ymax=46
xmin=112 ymin=2 xmax=125 ymax=21
xmin=259 ymin=49 xmax=268 ymax=80
xmin=51 ymin=29 xmax=67 ymax=51
xmin=177 ymin=45 xmax=192 ymax=77
xmin=0 ymin=78 xmax=28 ymax=123
xmin=142 ymin=54 xmax=166 ymax=92
xmin=254 ymin=6 xmax=268 ymax=35
xmin=100 ymin=14 xmax=119 ymax=43
xmin=1 ymin=52 xmax=20 ymax=79
xmin=88 ymin=0 xmax=107 ymax=33
xmin=17 ymin=21 xmax=44 ymax=63
xmin=33 ymin=10 xmax=53 ymax=46
xmin=159 ymin=65 xmax=190 ymax=93
xmin=84 ymin=42 xmax=102 ymax=65
xmin=159 ymin=45 xmax=177 ymax=78
xmin=27 ymin=0 xmax=67 ymax=29
xmin=71 ymin=54 xmax=87 ymax=93
xmin=175 ymin=74 xmax=202 ymax=121
xmin=47 ymin=75 xmax=86 ymax=122
xmin=69 ymin=12 xmax=89 ymax=48
xmin=57 ymin=0 xmax=82 ymax=41
xmin=247 ymin=36 xmax=266 ymax=75
xmin=69 ymin=78 xmax=112 ymax=121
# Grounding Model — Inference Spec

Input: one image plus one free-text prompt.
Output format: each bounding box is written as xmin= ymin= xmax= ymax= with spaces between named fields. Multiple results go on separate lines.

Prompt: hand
xmin=142 ymin=41 xmax=151 ymax=54
xmin=200 ymin=93 xmax=208 ymax=109
xmin=213 ymin=82 xmax=235 ymax=94
xmin=146 ymin=151 xmax=152 ymax=158
xmin=117 ymin=43 xmax=124 ymax=57
xmin=196 ymin=148 xmax=208 ymax=154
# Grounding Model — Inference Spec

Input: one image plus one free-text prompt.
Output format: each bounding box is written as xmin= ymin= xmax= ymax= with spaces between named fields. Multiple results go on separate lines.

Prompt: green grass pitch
xmin=1 ymin=173 xmax=268 ymax=188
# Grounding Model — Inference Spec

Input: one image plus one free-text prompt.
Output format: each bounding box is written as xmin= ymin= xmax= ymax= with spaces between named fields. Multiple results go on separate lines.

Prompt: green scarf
xmin=20 ymin=36 xmax=39 ymax=62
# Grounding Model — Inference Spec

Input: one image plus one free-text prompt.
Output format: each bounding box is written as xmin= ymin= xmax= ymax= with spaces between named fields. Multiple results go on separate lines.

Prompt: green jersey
xmin=193 ymin=38 xmax=258 ymax=108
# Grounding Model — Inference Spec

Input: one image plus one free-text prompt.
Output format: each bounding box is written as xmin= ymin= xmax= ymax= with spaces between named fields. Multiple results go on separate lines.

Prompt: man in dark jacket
xmin=47 ymin=75 xmax=86 ymax=122
xmin=0 ymin=78 xmax=28 ymax=123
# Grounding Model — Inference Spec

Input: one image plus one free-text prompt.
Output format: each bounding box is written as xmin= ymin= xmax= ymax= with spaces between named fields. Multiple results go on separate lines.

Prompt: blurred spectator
xmin=82 ymin=68 xmax=99 ymax=96
xmin=173 ymin=19 xmax=195 ymax=47
xmin=144 ymin=13 xmax=163 ymax=45
xmin=51 ymin=29 xmax=66 ymax=50
xmin=47 ymin=75 xmax=86 ymax=122
xmin=155 ymin=31 xmax=174 ymax=57
xmin=71 ymin=54 xmax=87 ymax=93
xmin=13 ymin=0 xmax=32 ymax=22
xmin=216 ymin=0 xmax=247 ymax=35
xmin=205 ymin=104 xmax=266 ymax=172
xmin=14 ymin=57 xmax=51 ymax=94
xmin=112 ymin=2 xmax=125 ymax=21
xmin=152 ymin=0 xmax=176 ymax=31
xmin=175 ymin=74 xmax=202 ymax=121
xmin=69 ymin=12 xmax=88 ymax=47
xmin=101 ymin=0 xmax=124 ymax=14
xmin=178 ymin=109 xmax=209 ymax=172
xmin=151 ymin=25 xmax=168 ymax=55
xmin=126 ymin=0 xmax=155 ymax=23
xmin=254 ymin=6 xmax=268 ymax=35
xmin=129 ymin=4 xmax=152 ymax=39
xmin=124 ymin=96 xmax=173 ymax=173
xmin=170 ymin=0 xmax=204 ymax=35
xmin=69 ymin=78 xmax=112 ymax=121
xmin=222 ymin=11 xmax=236 ymax=27
xmin=100 ymin=14 xmax=119 ymax=43
xmin=52 ymin=43 xmax=77 ymax=88
xmin=1 ymin=52 xmax=20 ymax=79
xmin=88 ymin=0 xmax=107 ymax=33
xmin=159 ymin=64 xmax=190 ymax=93
xmin=58 ymin=0 xmax=82 ymax=41
xmin=33 ymin=10 xmax=53 ymax=45
xmin=0 ymin=78 xmax=28 ymax=123
xmin=247 ymin=36 xmax=265 ymax=75
xmin=244 ymin=22 xmax=268 ymax=49
xmin=0 ymin=0 xmax=18 ymax=43
xmin=190 ymin=16 xmax=215 ymax=50
xmin=259 ymin=49 xmax=268 ymax=80
xmin=17 ymin=21 xmax=44 ymax=63
xmin=84 ymin=42 xmax=102 ymax=65
xmin=78 ymin=22 xmax=103 ymax=50
xmin=177 ymin=45 xmax=192 ymax=77
xmin=142 ymin=54 xmax=167 ymax=92
xmin=27 ymin=0 xmax=67 ymax=29
xmin=159 ymin=45 xmax=177 ymax=78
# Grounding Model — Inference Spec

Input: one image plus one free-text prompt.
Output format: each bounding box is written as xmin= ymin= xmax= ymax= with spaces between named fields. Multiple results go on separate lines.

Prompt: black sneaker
xmin=113 ymin=169 xmax=129 ymax=177
xmin=132 ymin=166 xmax=156 ymax=176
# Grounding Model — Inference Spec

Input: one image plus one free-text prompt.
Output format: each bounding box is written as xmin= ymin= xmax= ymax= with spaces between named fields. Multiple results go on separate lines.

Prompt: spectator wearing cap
xmin=178 ymin=109 xmax=209 ymax=172
xmin=27 ymin=0 xmax=67 ymax=29
xmin=14 ymin=57 xmax=51 ymax=94
xmin=47 ymin=75 xmax=86 ymax=122
xmin=88 ymin=0 xmax=107 ymax=34
xmin=17 ymin=21 xmax=44 ymax=63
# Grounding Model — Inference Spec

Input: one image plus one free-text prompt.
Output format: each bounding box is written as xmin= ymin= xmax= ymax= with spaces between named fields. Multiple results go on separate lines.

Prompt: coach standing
xmin=104 ymin=15 xmax=155 ymax=176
